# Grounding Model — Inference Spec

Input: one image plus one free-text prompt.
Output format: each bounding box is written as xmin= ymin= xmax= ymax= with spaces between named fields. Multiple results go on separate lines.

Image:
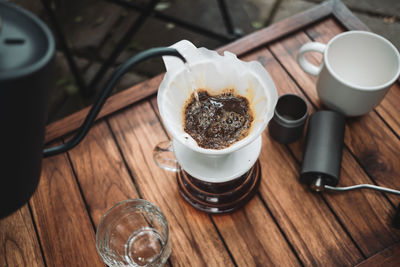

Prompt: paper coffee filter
xmin=158 ymin=40 xmax=278 ymax=155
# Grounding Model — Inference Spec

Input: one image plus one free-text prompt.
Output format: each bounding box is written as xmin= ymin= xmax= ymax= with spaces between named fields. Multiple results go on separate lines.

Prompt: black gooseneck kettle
xmin=0 ymin=1 xmax=186 ymax=218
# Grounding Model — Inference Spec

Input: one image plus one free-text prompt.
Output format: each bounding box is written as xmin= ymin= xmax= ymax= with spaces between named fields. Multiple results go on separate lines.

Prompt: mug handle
xmin=153 ymin=140 xmax=181 ymax=172
xmin=297 ymin=42 xmax=326 ymax=76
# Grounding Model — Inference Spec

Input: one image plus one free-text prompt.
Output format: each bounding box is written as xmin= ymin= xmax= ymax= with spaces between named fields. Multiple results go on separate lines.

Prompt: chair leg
xmin=216 ymin=0 xmax=243 ymax=40
xmin=41 ymin=0 xmax=88 ymax=96
xmin=88 ymin=0 xmax=161 ymax=95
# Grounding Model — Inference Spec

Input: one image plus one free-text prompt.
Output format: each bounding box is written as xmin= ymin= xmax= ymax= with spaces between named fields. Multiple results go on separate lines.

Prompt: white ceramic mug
xmin=297 ymin=31 xmax=400 ymax=116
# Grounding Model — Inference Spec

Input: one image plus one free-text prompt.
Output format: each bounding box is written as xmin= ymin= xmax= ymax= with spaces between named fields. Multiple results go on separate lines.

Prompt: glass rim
xmin=95 ymin=198 xmax=169 ymax=266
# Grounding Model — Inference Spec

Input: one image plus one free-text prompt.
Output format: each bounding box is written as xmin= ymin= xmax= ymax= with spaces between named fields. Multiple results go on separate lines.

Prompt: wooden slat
xmin=375 ymin=83 xmax=400 ymax=136
xmin=29 ymin=142 xmax=104 ymax=266
xmin=258 ymin=131 xmax=362 ymax=266
xmin=305 ymin=20 xmax=400 ymax=203
xmin=356 ymin=243 xmax=400 ymax=267
xmin=0 ymin=205 xmax=45 ymax=267
xmin=218 ymin=0 xmax=334 ymax=56
xmin=330 ymin=0 xmax=369 ymax=31
xmin=44 ymin=75 xmax=164 ymax=143
xmin=265 ymin=26 xmax=400 ymax=256
xmin=107 ymin=101 xmax=234 ymax=266
xmin=149 ymin=96 xmax=301 ymax=266
xmin=43 ymin=0 xmax=343 ymax=145
xmin=43 ymin=0 xmax=373 ymax=146
xmin=65 ymin=119 xmax=174 ymax=267
xmin=66 ymin=121 xmax=139 ymax=225
xmin=239 ymin=49 xmax=363 ymax=265
xmin=269 ymin=19 xmax=400 ymax=205
xmin=212 ymin=197 xmax=301 ymax=267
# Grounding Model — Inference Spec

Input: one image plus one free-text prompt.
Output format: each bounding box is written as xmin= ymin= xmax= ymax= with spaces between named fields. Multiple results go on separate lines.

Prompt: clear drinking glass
xmin=96 ymin=199 xmax=170 ymax=267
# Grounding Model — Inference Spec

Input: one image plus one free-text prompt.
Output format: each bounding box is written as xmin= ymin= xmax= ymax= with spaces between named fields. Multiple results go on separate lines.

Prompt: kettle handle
xmin=43 ymin=47 xmax=186 ymax=157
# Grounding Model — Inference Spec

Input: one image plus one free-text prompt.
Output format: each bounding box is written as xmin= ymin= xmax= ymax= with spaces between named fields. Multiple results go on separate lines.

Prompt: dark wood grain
xmin=265 ymin=29 xmax=400 ymax=256
xmin=356 ymin=243 xmax=400 ymax=267
xmin=149 ymin=96 xmax=301 ymax=266
xmin=108 ymin=101 xmax=234 ymax=266
xmin=375 ymin=82 xmax=400 ymax=136
xmin=212 ymin=197 xmax=301 ymax=267
xmin=66 ymin=121 xmax=140 ymax=225
xmin=44 ymin=74 xmax=164 ymax=144
xmin=305 ymin=20 xmax=400 ymax=204
xmin=0 ymin=205 xmax=45 ymax=267
xmin=2 ymin=2 xmax=397 ymax=266
xmin=268 ymin=19 xmax=400 ymax=206
xmin=29 ymin=142 xmax=104 ymax=266
xmin=258 ymin=131 xmax=362 ymax=266
xmin=42 ymin=0 xmax=377 ymax=147
xmin=42 ymin=0 xmax=342 ymax=145
xmin=239 ymin=49 xmax=362 ymax=266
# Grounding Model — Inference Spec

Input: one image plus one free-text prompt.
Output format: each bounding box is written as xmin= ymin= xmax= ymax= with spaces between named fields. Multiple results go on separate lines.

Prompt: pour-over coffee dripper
xmin=154 ymin=40 xmax=278 ymax=213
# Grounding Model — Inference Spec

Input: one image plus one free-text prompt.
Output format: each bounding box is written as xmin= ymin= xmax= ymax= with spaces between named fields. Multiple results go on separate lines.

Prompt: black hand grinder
xmin=300 ymin=111 xmax=345 ymax=189
xmin=0 ymin=1 xmax=186 ymax=218
xmin=300 ymin=110 xmax=400 ymax=228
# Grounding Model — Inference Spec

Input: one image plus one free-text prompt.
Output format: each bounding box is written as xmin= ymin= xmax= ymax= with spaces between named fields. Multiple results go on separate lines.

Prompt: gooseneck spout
xmin=43 ymin=47 xmax=186 ymax=157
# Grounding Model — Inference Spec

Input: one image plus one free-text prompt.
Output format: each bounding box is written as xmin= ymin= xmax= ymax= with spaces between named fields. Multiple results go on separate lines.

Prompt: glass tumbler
xmin=96 ymin=199 xmax=170 ymax=267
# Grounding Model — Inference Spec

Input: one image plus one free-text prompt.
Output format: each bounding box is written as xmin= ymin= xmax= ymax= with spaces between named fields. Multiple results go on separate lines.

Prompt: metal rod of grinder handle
xmin=324 ymin=184 xmax=400 ymax=196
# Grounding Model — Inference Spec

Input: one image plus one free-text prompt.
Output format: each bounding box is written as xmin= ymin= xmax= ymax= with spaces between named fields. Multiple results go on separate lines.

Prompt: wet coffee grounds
xmin=183 ymin=89 xmax=253 ymax=149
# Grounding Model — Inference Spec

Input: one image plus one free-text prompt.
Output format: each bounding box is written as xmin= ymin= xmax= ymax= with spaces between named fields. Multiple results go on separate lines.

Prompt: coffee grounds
xmin=184 ymin=89 xmax=253 ymax=149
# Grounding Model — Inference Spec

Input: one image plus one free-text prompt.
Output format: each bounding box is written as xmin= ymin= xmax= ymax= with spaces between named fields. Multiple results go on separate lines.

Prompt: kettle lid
xmin=0 ymin=1 xmax=55 ymax=81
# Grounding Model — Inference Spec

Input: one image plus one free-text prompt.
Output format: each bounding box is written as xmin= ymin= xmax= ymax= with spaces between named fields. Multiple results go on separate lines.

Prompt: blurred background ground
xmin=9 ymin=0 xmax=400 ymax=123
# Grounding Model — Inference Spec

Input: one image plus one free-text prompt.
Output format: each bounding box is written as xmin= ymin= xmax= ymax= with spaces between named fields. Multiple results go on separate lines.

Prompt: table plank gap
xmin=207 ymin=216 xmax=239 ymax=267
xmin=256 ymin=192 xmax=305 ymax=266
xmin=259 ymin=130 xmax=363 ymax=266
xmin=282 ymin=142 xmax=368 ymax=258
xmin=3 ymin=2 xmax=399 ymax=266
xmin=65 ymin=119 xmax=176 ymax=266
xmin=355 ymin=242 xmax=400 ymax=267
xmin=266 ymin=27 xmax=400 ymax=256
xmin=265 ymin=28 xmax=394 ymax=205
xmin=373 ymin=108 xmax=400 ymax=141
xmin=105 ymin=119 xmax=146 ymax=198
xmin=252 ymin=43 xmax=400 ymax=258
xmin=27 ymin=203 xmax=49 ymax=267
xmin=0 ymin=204 xmax=46 ymax=267
xmin=66 ymin=120 xmax=141 ymax=226
xmin=63 ymin=147 xmax=97 ymax=230
xmin=42 ymin=1 xmax=339 ymax=146
xmin=29 ymin=141 xmax=104 ymax=266
xmin=44 ymin=74 xmax=164 ymax=144
xmin=237 ymin=49 xmax=364 ymax=265
xmin=268 ymin=26 xmax=393 ymax=200
xmin=107 ymin=101 xmax=234 ymax=266
xmin=269 ymin=18 xmax=400 ymax=204
xmin=374 ymin=82 xmax=400 ymax=137
xmin=304 ymin=19 xmax=400 ymax=205
xmin=149 ymin=97 xmax=301 ymax=266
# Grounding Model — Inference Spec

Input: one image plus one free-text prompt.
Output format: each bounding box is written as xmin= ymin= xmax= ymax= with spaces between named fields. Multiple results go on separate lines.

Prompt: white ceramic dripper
xmin=156 ymin=40 xmax=278 ymax=182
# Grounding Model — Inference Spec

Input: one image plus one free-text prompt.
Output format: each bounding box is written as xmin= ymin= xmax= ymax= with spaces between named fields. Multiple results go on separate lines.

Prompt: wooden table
xmin=2 ymin=0 xmax=400 ymax=266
